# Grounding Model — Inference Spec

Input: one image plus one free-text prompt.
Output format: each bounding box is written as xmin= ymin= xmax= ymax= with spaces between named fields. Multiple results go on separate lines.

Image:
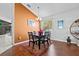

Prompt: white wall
xmin=0 ymin=3 xmax=14 ymax=23
xmin=0 ymin=3 xmax=14 ymax=54
xmin=43 ymin=7 xmax=79 ymax=44
xmin=0 ymin=34 xmax=12 ymax=54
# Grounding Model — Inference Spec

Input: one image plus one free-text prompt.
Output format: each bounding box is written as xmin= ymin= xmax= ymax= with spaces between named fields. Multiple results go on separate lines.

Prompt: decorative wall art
xmin=70 ymin=19 xmax=79 ymax=39
xmin=41 ymin=19 xmax=52 ymax=31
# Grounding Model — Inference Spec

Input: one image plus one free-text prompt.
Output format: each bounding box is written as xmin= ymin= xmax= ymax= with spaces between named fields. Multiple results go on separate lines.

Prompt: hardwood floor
xmin=0 ymin=40 xmax=79 ymax=56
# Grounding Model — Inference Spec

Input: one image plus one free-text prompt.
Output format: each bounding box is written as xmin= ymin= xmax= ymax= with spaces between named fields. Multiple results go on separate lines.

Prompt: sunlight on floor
xmin=47 ymin=44 xmax=56 ymax=56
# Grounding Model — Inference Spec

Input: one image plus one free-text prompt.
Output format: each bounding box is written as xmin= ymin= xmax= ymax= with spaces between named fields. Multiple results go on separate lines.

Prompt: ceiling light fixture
xmin=36 ymin=6 xmax=42 ymax=21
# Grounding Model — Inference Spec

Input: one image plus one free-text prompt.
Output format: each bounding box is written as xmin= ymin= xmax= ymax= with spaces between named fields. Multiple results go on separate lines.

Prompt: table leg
xmin=38 ymin=40 xmax=40 ymax=49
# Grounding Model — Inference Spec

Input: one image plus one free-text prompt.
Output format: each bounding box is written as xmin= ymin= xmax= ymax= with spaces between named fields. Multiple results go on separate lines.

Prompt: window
xmin=28 ymin=19 xmax=35 ymax=27
xmin=58 ymin=20 xmax=64 ymax=29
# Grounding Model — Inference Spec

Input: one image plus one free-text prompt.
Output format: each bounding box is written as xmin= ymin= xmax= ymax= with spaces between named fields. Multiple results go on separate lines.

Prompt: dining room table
xmin=33 ymin=34 xmax=45 ymax=49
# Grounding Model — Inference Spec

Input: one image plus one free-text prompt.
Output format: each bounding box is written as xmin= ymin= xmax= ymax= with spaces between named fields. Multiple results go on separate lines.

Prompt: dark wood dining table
xmin=33 ymin=35 xmax=45 ymax=49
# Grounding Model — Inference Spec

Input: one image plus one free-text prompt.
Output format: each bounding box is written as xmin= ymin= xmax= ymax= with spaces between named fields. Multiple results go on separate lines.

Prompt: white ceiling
xmin=0 ymin=3 xmax=79 ymax=22
xmin=0 ymin=3 xmax=14 ymax=22
xmin=24 ymin=3 xmax=79 ymax=18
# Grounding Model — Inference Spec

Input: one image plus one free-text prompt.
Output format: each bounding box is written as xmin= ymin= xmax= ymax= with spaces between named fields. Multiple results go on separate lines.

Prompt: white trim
xmin=76 ymin=40 xmax=79 ymax=46
xmin=0 ymin=45 xmax=13 ymax=54
xmin=0 ymin=40 xmax=29 ymax=54
xmin=14 ymin=38 xmax=76 ymax=46
xmin=12 ymin=4 xmax=15 ymax=46
xmin=52 ymin=39 xmax=76 ymax=44
xmin=14 ymin=40 xmax=29 ymax=46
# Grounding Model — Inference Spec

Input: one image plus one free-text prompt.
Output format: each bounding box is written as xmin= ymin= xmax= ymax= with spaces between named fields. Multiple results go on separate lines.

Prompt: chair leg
xmin=42 ymin=40 xmax=45 ymax=48
xmin=32 ymin=42 xmax=35 ymax=49
xmin=43 ymin=41 xmax=45 ymax=48
xmin=48 ymin=40 xmax=50 ymax=44
xmin=47 ymin=40 xmax=49 ymax=46
xmin=36 ymin=41 xmax=37 ymax=45
xmin=29 ymin=42 xmax=30 ymax=46
xmin=47 ymin=38 xmax=51 ymax=44
xmin=49 ymin=39 xmax=51 ymax=44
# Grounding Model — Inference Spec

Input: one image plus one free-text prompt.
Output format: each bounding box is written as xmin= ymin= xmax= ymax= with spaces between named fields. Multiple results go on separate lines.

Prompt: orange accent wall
xmin=15 ymin=3 xmax=39 ymax=43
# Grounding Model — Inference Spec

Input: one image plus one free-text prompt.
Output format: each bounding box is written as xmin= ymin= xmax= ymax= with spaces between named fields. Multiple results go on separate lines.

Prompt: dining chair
xmin=44 ymin=31 xmax=51 ymax=45
xmin=28 ymin=32 xmax=38 ymax=49
xmin=40 ymin=35 xmax=46 ymax=47
xmin=33 ymin=31 xmax=36 ymax=35
xmin=45 ymin=31 xmax=51 ymax=41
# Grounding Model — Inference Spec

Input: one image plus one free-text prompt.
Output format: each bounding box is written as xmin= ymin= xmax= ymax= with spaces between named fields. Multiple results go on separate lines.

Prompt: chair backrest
xmin=44 ymin=31 xmax=51 ymax=38
xmin=41 ymin=35 xmax=46 ymax=40
xmin=33 ymin=31 xmax=36 ymax=35
xmin=28 ymin=32 xmax=34 ymax=41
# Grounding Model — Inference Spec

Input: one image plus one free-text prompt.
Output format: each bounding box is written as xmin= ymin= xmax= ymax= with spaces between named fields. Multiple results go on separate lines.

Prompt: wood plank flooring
xmin=0 ymin=40 xmax=79 ymax=56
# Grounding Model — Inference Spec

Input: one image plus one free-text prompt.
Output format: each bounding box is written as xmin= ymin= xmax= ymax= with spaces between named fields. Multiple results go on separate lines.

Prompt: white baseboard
xmin=52 ymin=39 xmax=76 ymax=44
xmin=0 ymin=40 xmax=29 ymax=54
xmin=0 ymin=45 xmax=13 ymax=54
xmin=14 ymin=40 xmax=29 ymax=46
